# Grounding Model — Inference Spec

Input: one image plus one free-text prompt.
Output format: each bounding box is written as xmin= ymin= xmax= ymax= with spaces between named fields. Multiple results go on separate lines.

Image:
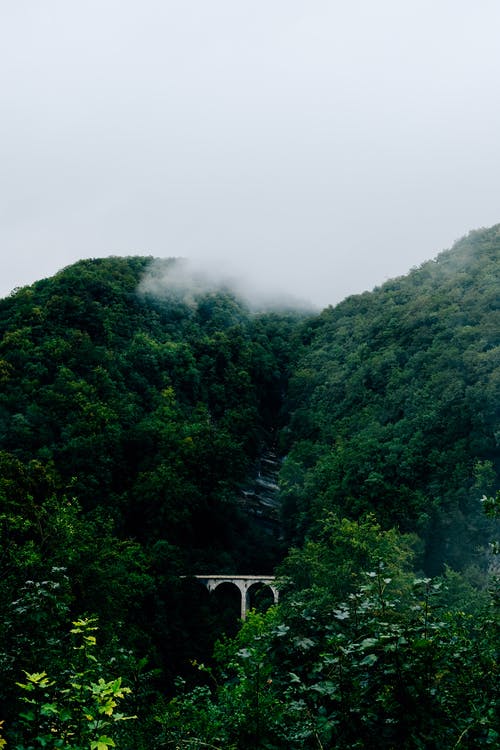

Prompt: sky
xmin=1 ymin=0 xmax=500 ymax=309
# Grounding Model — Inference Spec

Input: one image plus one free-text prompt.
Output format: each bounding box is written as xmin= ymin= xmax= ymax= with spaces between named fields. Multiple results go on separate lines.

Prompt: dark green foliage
xmin=0 ymin=255 xmax=306 ymax=733
xmin=0 ymin=255 xmax=296 ymax=546
xmin=10 ymin=617 xmax=135 ymax=750
xmin=282 ymin=226 xmax=500 ymax=572
xmin=160 ymin=517 xmax=499 ymax=749
xmin=1 ymin=226 xmax=500 ymax=746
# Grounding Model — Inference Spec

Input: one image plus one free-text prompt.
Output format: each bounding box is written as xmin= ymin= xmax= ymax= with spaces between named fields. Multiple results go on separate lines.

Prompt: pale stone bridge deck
xmin=193 ymin=575 xmax=278 ymax=620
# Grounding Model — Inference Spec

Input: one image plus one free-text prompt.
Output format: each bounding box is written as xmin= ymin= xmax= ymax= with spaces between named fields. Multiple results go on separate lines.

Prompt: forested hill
xmin=0 ymin=255 xmax=304 ymax=565
xmin=0 ymin=227 xmax=499 ymax=748
xmin=282 ymin=225 xmax=500 ymax=571
xmin=0 ymin=255 xmax=307 ymax=701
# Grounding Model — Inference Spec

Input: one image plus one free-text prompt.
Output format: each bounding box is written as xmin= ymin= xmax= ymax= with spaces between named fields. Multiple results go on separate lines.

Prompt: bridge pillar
xmin=242 ymin=583 xmax=250 ymax=620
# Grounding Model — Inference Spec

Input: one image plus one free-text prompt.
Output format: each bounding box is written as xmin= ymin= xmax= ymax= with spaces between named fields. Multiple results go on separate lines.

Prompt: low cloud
xmin=138 ymin=256 xmax=317 ymax=313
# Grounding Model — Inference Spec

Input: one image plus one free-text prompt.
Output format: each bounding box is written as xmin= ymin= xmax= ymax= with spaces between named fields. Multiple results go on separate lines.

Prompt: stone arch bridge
xmin=193 ymin=575 xmax=278 ymax=620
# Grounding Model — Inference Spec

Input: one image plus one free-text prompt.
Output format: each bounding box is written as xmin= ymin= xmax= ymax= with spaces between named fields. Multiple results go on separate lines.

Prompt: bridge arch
xmin=193 ymin=575 xmax=278 ymax=620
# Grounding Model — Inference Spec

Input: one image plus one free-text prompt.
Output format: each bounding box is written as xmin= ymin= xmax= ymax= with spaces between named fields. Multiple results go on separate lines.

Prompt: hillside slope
xmin=0 ymin=256 xmax=305 ymax=697
xmin=0 ymin=228 xmax=499 ymax=744
xmin=0 ymin=256 xmax=301 ymax=553
xmin=282 ymin=226 xmax=500 ymax=571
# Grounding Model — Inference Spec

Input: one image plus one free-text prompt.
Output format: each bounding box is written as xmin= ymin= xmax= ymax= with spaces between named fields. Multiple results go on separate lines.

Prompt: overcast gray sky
xmin=1 ymin=0 xmax=499 ymax=308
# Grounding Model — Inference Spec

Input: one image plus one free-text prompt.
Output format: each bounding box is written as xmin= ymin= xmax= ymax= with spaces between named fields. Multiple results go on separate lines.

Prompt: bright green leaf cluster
xmin=9 ymin=617 xmax=135 ymax=750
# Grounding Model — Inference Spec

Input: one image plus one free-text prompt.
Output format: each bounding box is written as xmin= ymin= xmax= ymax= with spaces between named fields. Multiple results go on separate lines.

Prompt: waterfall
xmin=239 ymin=449 xmax=282 ymax=537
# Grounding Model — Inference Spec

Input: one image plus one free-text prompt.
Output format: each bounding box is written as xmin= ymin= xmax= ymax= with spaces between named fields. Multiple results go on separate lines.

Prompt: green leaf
xmin=90 ymin=736 xmax=116 ymax=750
xmin=19 ymin=710 xmax=36 ymax=721
xmin=333 ymin=608 xmax=350 ymax=620
xmin=359 ymin=638 xmax=379 ymax=649
xmin=40 ymin=702 xmax=59 ymax=716
xmin=293 ymin=637 xmax=315 ymax=651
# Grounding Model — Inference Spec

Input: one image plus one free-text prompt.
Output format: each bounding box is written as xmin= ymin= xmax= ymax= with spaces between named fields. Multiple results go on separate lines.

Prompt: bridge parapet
xmin=193 ymin=575 xmax=278 ymax=620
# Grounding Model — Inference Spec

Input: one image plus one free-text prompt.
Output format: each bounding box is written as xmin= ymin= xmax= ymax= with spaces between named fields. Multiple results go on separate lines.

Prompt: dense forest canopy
xmin=0 ymin=227 xmax=499 ymax=748
xmin=281 ymin=226 xmax=500 ymax=572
